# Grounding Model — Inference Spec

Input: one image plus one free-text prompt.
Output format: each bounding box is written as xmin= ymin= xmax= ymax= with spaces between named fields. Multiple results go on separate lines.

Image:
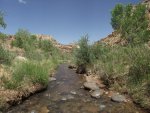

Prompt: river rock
xmin=111 ymin=94 xmax=126 ymax=102
xmin=61 ymin=94 xmax=74 ymax=101
xmin=83 ymin=82 xmax=99 ymax=90
xmin=91 ymin=89 xmax=104 ymax=98
xmin=70 ymin=90 xmax=77 ymax=95
xmin=66 ymin=94 xmax=74 ymax=99
xmin=99 ymin=105 xmax=106 ymax=110
xmin=76 ymin=65 xmax=86 ymax=74
xmin=61 ymin=97 xmax=67 ymax=101
xmin=49 ymin=77 xmax=56 ymax=81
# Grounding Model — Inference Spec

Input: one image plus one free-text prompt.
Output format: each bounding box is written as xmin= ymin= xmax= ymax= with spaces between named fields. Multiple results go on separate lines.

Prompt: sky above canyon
xmin=0 ymin=0 xmax=140 ymax=44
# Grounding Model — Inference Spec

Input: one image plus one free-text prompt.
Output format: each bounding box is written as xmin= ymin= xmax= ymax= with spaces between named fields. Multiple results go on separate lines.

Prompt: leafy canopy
xmin=111 ymin=4 xmax=150 ymax=44
xmin=0 ymin=11 xmax=6 ymax=29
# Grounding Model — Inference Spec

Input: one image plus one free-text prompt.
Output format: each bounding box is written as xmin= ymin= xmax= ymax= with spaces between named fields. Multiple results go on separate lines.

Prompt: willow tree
xmin=0 ymin=11 xmax=6 ymax=29
xmin=111 ymin=4 xmax=150 ymax=45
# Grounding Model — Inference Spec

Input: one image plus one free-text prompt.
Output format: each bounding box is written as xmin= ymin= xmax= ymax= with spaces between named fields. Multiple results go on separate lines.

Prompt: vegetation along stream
xmin=7 ymin=64 xmax=145 ymax=113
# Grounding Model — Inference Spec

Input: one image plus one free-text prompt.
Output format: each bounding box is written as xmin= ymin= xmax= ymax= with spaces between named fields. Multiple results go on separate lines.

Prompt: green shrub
xmin=74 ymin=35 xmax=93 ymax=66
xmin=11 ymin=29 xmax=37 ymax=50
xmin=128 ymin=46 xmax=150 ymax=84
xmin=0 ymin=33 xmax=7 ymax=42
xmin=39 ymin=39 xmax=54 ymax=52
xmin=0 ymin=46 xmax=13 ymax=64
xmin=4 ymin=61 xmax=50 ymax=89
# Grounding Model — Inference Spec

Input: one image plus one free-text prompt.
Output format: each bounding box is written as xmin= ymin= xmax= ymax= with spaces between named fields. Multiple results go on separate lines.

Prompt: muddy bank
xmin=0 ymin=84 xmax=47 ymax=112
xmin=6 ymin=64 xmax=146 ymax=113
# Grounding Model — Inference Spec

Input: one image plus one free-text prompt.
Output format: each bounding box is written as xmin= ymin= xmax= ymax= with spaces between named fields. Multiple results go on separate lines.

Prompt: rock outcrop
xmin=35 ymin=34 xmax=76 ymax=53
xmin=98 ymin=31 xmax=127 ymax=46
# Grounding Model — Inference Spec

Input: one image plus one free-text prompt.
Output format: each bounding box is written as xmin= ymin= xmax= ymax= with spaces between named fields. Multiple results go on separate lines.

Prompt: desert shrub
xmin=128 ymin=46 xmax=150 ymax=84
xmin=0 ymin=33 xmax=7 ymax=42
xmin=90 ymin=43 xmax=110 ymax=60
xmin=38 ymin=39 xmax=54 ymax=52
xmin=25 ymin=49 xmax=46 ymax=61
xmin=74 ymin=35 xmax=93 ymax=66
xmin=4 ymin=61 xmax=50 ymax=89
xmin=11 ymin=29 xmax=37 ymax=50
xmin=0 ymin=46 xmax=13 ymax=64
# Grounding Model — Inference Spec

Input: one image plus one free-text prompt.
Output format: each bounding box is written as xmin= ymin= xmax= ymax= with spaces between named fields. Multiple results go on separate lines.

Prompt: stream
xmin=7 ymin=64 xmax=145 ymax=113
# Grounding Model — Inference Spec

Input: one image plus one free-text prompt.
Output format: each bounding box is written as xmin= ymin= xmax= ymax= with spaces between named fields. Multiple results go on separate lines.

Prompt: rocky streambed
xmin=7 ymin=64 xmax=146 ymax=113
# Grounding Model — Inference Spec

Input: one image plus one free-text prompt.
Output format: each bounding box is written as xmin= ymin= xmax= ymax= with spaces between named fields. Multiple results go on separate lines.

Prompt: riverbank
xmin=0 ymin=83 xmax=47 ymax=111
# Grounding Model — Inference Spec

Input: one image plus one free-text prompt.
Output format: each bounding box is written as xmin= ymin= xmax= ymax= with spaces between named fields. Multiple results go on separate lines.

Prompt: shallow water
xmin=7 ymin=64 xmax=145 ymax=113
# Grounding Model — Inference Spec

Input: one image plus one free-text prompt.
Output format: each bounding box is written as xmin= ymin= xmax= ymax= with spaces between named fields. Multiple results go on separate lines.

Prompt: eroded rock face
xmin=83 ymin=82 xmax=99 ymax=90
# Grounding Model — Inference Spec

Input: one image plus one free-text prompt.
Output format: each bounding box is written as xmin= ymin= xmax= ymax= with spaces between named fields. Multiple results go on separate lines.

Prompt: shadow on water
xmin=7 ymin=64 xmax=146 ymax=113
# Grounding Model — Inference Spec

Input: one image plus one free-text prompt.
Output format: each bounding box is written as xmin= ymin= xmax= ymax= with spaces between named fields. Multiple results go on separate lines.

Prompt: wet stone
xmin=99 ymin=105 xmax=106 ymax=110
xmin=66 ymin=94 xmax=74 ymax=99
xmin=83 ymin=82 xmax=99 ymax=90
xmin=61 ymin=94 xmax=74 ymax=101
xmin=70 ymin=91 xmax=77 ymax=95
xmin=91 ymin=89 xmax=104 ymax=98
xmin=30 ymin=110 xmax=38 ymax=113
xmin=49 ymin=77 xmax=56 ymax=81
xmin=111 ymin=94 xmax=126 ymax=102
xmin=61 ymin=97 xmax=67 ymax=101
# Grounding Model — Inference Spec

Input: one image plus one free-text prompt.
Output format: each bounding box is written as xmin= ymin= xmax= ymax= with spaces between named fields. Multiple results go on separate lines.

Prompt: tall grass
xmin=0 ymin=45 xmax=13 ymax=65
xmin=73 ymin=37 xmax=150 ymax=109
xmin=4 ymin=59 xmax=59 ymax=89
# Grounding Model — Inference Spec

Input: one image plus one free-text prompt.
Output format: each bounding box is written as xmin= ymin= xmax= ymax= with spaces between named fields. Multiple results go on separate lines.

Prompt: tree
xmin=111 ymin=4 xmax=150 ymax=44
xmin=111 ymin=4 xmax=124 ymax=30
xmin=0 ymin=11 xmax=6 ymax=29
xmin=74 ymin=35 xmax=93 ymax=74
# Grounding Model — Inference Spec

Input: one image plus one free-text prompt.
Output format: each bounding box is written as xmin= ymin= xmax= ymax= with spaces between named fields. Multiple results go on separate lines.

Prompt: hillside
xmin=6 ymin=34 xmax=75 ymax=53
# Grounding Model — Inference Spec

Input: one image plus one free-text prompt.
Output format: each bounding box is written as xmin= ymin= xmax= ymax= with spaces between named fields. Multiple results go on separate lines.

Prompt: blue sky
xmin=0 ymin=0 xmax=140 ymax=44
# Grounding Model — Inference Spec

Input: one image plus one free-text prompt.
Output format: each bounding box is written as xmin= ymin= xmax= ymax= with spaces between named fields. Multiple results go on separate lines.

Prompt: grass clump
xmin=0 ymin=45 xmax=13 ymax=65
xmin=4 ymin=61 xmax=50 ymax=89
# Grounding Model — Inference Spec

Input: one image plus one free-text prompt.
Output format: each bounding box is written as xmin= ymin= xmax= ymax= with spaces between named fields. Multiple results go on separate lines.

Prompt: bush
xmin=39 ymin=39 xmax=54 ymax=52
xmin=0 ymin=33 xmax=7 ymax=42
xmin=11 ymin=29 xmax=37 ymax=50
xmin=74 ymin=35 xmax=92 ymax=66
xmin=4 ymin=61 xmax=50 ymax=89
xmin=0 ymin=46 xmax=13 ymax=64
xmin=128 ymin=46 xmax=150 ymax=84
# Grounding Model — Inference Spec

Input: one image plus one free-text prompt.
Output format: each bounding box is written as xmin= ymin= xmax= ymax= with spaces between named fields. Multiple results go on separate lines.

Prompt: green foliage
xmin=90 ymin=43 xmax=110 ymax=60
xmin=25 ymin=49 xmax=46 ymax=61
xmin=0 ymin=33 xmax=7 ymax=42
xmin=111 ymin=4 xmax=124 ymax=30
xmin=128 ymin=46 xmax=150 ymax=84
xmin=111 ymin=4 xmax=150 ymax=44
xmin=0 ymin=46 xmax=13 ymax=64
xmin=74 ymin=35 xmax=92 ymax=66
xmin=0 ymin=11 xmax=6 ymax=29
xmin=88 ymin=44 xmax=150 ymax=109
xmin=39 ymin=39 xmax=54 ymax=52
xmin=12 ymin=29 xmax=37 ymax=50
xmin=4 ymin=61 xmax=50 ymax=89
